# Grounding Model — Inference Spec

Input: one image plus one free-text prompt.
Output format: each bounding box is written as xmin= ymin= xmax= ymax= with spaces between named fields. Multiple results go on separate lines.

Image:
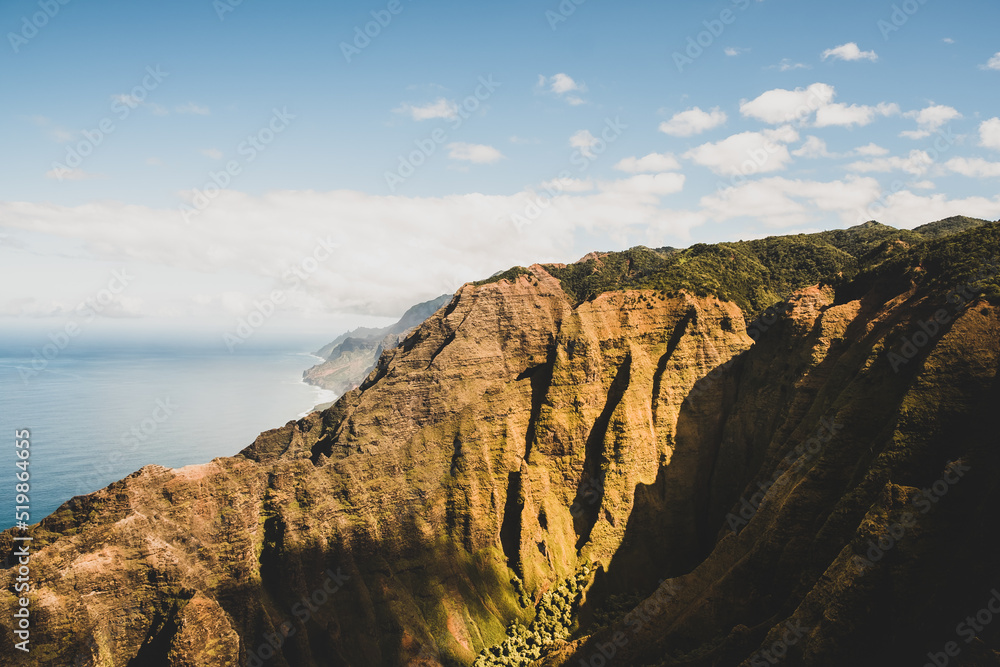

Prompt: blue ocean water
xmin=0 ymin=342 xmax=335 ymax=531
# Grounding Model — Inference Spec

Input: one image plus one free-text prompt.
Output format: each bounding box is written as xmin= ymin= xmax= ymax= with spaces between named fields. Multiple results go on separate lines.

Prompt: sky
xmin=2 ymin=0 xmax=999 ymax=346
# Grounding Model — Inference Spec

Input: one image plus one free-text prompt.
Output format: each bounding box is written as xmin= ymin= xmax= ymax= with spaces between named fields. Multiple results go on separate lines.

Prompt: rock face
xmin=2 ymin=222 xmax=1000 ymax=666
xmin=304 ymin=294 xmax=452 ymax=398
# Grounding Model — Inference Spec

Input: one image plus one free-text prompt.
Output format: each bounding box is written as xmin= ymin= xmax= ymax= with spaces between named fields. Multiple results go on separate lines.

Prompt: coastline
xmin=296 ymin=352 xmax=339 ymax=417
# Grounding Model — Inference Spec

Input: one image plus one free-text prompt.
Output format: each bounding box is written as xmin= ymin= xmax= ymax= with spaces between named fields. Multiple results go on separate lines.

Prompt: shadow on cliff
xmin=572 ymin=294 xmax=1000 ymax=665
xmin=200 ymin=507 xmax=511 ymax=667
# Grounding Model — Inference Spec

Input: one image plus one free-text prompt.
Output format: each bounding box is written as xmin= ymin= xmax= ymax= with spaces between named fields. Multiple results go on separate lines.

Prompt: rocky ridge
xmin=1 ymin=219 xmax=999 ymax=666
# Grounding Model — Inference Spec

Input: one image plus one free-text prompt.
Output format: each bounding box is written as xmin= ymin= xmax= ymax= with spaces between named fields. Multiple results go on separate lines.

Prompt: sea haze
xmin=0 ymin=338 xmax=336 ymax=530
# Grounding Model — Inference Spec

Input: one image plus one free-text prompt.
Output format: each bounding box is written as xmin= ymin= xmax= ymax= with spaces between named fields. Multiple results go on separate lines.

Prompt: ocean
xmin=0 ymin=342 xmax=336 ymax=531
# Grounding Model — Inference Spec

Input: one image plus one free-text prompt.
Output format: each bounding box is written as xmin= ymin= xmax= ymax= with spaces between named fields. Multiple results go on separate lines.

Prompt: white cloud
xmin=900 ymin=104 xmax=962 ymax=139
xmin=847 ymin=150 xmax=935 ymax=176
xmin=980 ymin=52 xmax=1000 ymax=71
xmin=395 ymin=98 xmax=458 ymax=121
xmin=770 ymin=58 xmax=810 ymax=72
xmin=175 ymin=103 xmax=210 ymax=115
xmin=740 ymin=83 xmax=836 ymax=124
xmin=446 ymin=142 xmax=504 ymax=164
xmin=201 ymin=148 xmax=223 ymax=160
xmin=539 ymin=73 xmax=587 ymax=104
xmin=570 ymin=130 xmax=600 ymax=158
xmin=701 ymin=176 xmax=883 ymax=228
xmin=740 ymin=82 xmax=898 ymax=128
xmin=724 ymin=47 xmax=749 ymax=57
xmin=44 ymin=167 xmax=103 ymax=181
xmin=683 ymin=126 xmax=800 ymax=176
xmin=815 ymin=102 xmax=898 ymax=128
xmin=0 ymin=295 xmax=144 ymax=319
xmin=111 ymin=93 xmax=144 ymax=109
xmin=48 ymin=128 xmax=75 ymax=143
xmin=0 ymin=186 xmax=709 ymax=318
xmin=910 ymin=180 xmax=936 ymax=190
xmin=550 ymin=73 xmax=582 ymax=94
xmin=29 ymin=116 xmax=75 ymax=143
xmin=599 ymin=173 xmax=686 ymax=196
xmin=613 ymin=153 xmax=681 ymax=173
xmin=946 ymin=157 xmax=1000 ymax=178
xmin=8 ymin=170 xmax=999 ymax=323
xmin=540 ymin=177 xmax=594 ymax=193
xmin=980 ymin=118 xmax=1000 ymax=150
xmin=863 ymin=191 xmax=1000 ymax=228
xmin=821 ymin=42 xmax=878 ymax=62
xmin=943 ymin=38 xmax=955 ymax=44
xmin=792 ymin=136 xmax=835 ymax=158
xmin=658 ymin=107 xmax=727 ymax=137
xmin=852 ymin=143 xmax=889 ymax=157
xmin=702 ymin=177 xmax=1000 ymax=229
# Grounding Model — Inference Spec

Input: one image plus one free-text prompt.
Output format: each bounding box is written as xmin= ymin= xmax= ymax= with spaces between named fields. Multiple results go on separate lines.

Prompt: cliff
xmin=2 ymin=219 xmax=999 ymax=666
xmin=304 ymin=294 xmax=452 ymax=398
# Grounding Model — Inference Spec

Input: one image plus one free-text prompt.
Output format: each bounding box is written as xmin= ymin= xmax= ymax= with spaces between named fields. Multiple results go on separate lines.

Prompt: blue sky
xmin=2 ymin=0 xmax=999 ymax=342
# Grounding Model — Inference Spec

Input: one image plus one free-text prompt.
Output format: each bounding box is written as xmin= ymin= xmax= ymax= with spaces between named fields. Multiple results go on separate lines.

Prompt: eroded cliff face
xmin=0 ymin=264 xmax=752 ymax=666
xmin=541 ymin=280 xmax=1000 ymax=666
xmin=2 ymin=242 xmax=999 ymax=666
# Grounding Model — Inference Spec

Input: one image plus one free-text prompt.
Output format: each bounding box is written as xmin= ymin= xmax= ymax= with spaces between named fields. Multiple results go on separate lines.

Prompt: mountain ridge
xmin=304 ymin=294 xmax=452 ymax=399
xmin=2 ymin=216 xmax=999 ymax=666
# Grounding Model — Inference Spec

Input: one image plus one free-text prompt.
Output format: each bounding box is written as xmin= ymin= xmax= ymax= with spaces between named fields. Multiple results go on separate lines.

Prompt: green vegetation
xmin=473 ymin=266 xmax=535 ymax=287
xmin=533 ymin=219 xmax=999 ymax=320
xmin=544 ymin=238 xmax=854 ymax=319
xmin=841 ymin=221 xmax=1000 ymax=303
xmin=473 ymin=567 xmax=591 ymax=667
xmin=911 ymin=215 xmax=992 ymax=240
xmin=511 ymin=575 xmax=532 ymax=608
xmin=807 ymin=220 xmax=923 ymax=266
xmin=589 ymin=591 xmax=648 ymax=630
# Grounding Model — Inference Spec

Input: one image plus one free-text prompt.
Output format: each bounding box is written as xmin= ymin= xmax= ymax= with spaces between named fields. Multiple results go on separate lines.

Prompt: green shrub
xmin=473 ymin=567 xmax=591 ymax=667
